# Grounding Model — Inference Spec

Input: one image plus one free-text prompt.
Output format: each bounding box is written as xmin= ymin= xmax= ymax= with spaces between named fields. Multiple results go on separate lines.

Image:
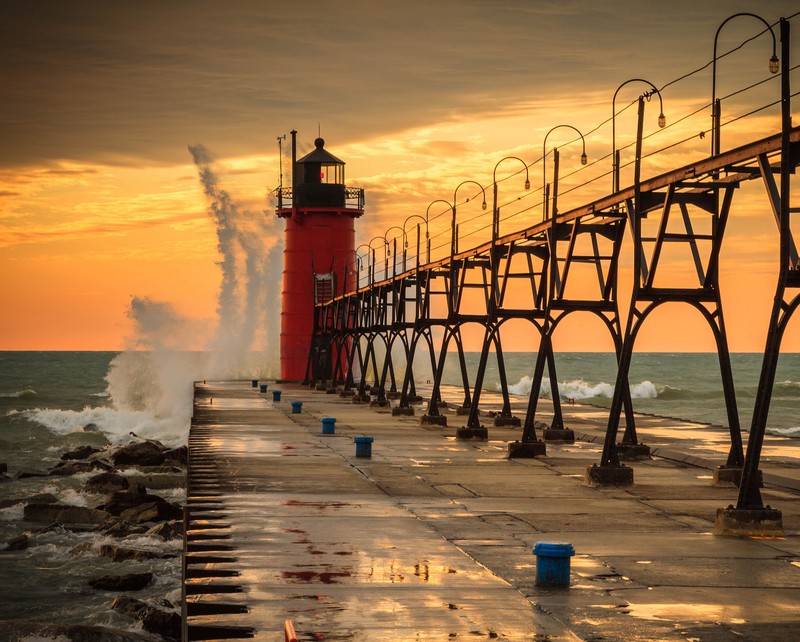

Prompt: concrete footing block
xmin=420 ymin=414 xmax=447 ymax=427
xmin=507 ymin=440 xmax=546 ymax=458
xmin=408 ymin=395 xmax=425 ymax=403
xmin=494 ymin=415 xmax=521 ymax=428
xmin=391 ymin=406 xmax=415 ymax=417
xmin=386 ymin=390 xmax=401 ymax=400
xmin=712 ymin=466 xmax=763 ymax=488
xmin=584 ymin=464 xmax=634 ymax=486
xmin=616 ymin=443 xmax=651 ymax=460
xmin=338 ymin=389 xmax=355 ymax=398
xmin=351 ymin=393 xmax=371 ymax=404
xmin=456 ymin=426 xmax=488 ymax=441
xmin=714 ymin=506 xmax=784 ymax=537
xmin=543 ymin=428 xmax=575 ymax=443
xmin=456 ymin=406 xmax=471 ymax=416
xmin=369 ymin=399 xmax=391 ymax=409
xmin=325 ymin=387 xmax=338 ymax=394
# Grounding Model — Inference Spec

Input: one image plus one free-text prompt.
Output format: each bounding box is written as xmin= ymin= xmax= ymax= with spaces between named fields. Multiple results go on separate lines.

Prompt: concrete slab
xmin=184 ymin=381 xmax=800 ymax=642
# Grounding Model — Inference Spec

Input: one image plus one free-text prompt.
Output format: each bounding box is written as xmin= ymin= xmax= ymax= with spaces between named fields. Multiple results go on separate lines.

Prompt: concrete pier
xmin=184 ymin=381 xmax=800 ymax=641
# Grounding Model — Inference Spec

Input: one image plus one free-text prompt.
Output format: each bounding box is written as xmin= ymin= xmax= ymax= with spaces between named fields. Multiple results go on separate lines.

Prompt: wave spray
xmin=104 ymin=145 xmax=283 ymax=441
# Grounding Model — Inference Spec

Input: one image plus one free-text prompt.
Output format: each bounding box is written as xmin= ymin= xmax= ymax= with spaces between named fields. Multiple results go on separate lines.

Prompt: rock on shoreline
xmin=1 ymin=436 xmax=186 ymax=641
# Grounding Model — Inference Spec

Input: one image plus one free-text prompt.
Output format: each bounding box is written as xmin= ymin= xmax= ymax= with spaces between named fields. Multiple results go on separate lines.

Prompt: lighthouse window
xmin=320 ymin=164 xmax=343 ymax=185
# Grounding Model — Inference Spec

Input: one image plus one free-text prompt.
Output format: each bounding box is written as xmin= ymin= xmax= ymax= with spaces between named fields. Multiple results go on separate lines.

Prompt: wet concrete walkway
xmin=184 ymin=381 xmax=800 ymax=642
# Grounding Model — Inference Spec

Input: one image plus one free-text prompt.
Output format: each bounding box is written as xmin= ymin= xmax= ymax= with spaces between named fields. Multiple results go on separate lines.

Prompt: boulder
xmin=101 ymin=491 xmax=179 ymax=519
xmin=111 ymin=442 xmax=166 ymax=467
xmin=4 ymin=533 xmax=29 ymax=551
xmin=82 ymin=423 xmax=101 ymax=432
xmin=49 ymin=460 xmax=111 ymax=476
xmin=100 ymin=516 xmax=150 ymax=537
xmin=0 ymin=492 xmax=58 ymax=510
xmin=24 ymin=503 xmax=108 ymax=525
xmin=111 ymin=595 xmax=181 ymax=641
xmin=88 ymin=571 xmax=153 ymax=591
xmin=120 ymin=500 xmax=181 ymax=524
xmin=144 ymin=520 xmax=183 ymax=539
xmin=163 ymin=445 xmax=187 ymax=465
xmin=99 ymin=544 xmax=177 ymax=562
xmin=55 ymin=624 xmax=154 ymax=641
xmin=16 ymin=470 xmax=49 ymax=479
xmin=84 ymin=472 xmax=130 ymax=494
xmin=125 ymin=473 xmax=181 ymax=490
xmin=61 ymin=445 xmax=102 ymax=461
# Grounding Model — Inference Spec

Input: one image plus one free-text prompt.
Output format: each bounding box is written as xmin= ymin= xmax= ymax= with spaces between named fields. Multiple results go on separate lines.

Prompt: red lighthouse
xmin=275 ymin=132 xmax=364 ymax=381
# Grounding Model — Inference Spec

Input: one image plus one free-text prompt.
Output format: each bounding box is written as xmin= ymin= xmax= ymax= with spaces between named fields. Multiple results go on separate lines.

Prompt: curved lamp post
xmin=368 ymin=235 xmax=390 ymax=285
xmin=403 ymin=214 xmax=428 ymax=269
xmin=452 ymin=180 xmax=487 ymax=258
xmin=612 ymin=78 xmax=666 ymax=193
xmin=711 ymin=12 xmax=779 ymax=157
xmin=384 ymin=225 xmax=407 ymax=275
xmin=425 ymin=200 xmax=452 ymax=264
xmin=492 ymin=157 xmax=530 ymax=244
xmin=354 ymin=243 xmax=371 ymax=290
xmin=542 ymin=125 xmax=588 ymax=219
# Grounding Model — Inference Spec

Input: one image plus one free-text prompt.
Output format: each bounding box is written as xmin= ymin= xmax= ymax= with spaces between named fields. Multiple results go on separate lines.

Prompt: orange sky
xmin=1 ymin=1 xmax=799 ymax=354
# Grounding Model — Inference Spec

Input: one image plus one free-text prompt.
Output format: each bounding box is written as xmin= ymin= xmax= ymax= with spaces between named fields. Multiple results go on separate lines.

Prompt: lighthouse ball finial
xmin=315 ymin=137 xmax=325 ymax=149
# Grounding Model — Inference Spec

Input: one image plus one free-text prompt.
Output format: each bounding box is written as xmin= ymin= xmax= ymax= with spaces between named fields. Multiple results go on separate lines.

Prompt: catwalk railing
xmin=305 ymin=16 xmax=799 ymax=534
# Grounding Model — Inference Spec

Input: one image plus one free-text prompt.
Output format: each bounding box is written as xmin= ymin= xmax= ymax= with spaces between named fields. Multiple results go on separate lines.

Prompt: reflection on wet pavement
xmin=184 ymin=381 xmax=800 ymax=641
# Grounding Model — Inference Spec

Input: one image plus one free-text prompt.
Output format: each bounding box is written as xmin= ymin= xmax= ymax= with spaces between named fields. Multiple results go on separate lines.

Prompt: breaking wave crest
xmin=503 ymin=375 xmax=658 ymax=400
xmin=25 ymin=405 xmax=185 ymax=448
xmin=0 ymin=389 xmax=37 ymax=399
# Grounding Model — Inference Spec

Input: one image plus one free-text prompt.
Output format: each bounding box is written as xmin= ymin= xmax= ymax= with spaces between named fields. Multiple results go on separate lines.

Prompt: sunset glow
xmin=1 ymin=1 xmax=798 ymax=352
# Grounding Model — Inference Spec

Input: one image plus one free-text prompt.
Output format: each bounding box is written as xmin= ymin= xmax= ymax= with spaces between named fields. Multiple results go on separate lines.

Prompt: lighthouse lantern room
xmin=275 ymin=132 xmax=364 ymax=382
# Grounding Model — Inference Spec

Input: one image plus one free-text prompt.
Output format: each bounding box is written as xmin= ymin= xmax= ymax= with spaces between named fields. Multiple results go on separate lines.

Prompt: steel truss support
xmin=717 ymin=18 xmax=797 ymax=535
xmin=308 ymin=18 xmax=798 ymax=518
xmin=592 ymin=93 xmax=747 ymax=485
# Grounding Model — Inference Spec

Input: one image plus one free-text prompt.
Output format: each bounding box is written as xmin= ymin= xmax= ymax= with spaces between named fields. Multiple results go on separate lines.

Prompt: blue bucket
xmin=533 ymin=542 xmax=574 ymax=587
xmin=354 ymin=436 xmax=373 ymax=458
xmin=251 ymin=379 xmax=259 ymax=388
xmin=321 ymin=417 xmax=336 ymax=434
xmin=272 ymin=390 xmax=282 ymax=402
xmin=291 ymin=401 xmax=303 ymax=414
xmin=260 ymin=384 xmax=268 ymax=393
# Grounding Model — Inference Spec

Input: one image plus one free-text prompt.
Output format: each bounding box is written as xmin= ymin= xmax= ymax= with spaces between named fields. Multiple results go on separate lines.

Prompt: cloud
xmin=1 ymin=0 xmax=794 ymax=170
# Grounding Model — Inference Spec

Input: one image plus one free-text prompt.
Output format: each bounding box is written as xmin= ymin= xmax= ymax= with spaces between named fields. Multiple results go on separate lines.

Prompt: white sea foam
xmin=769 ymin=426 xmax=800 ymax=438
xmin=26 ymin=406 xmax=185 ymax=448
xmin=503 ymin=375 xmax=658 ymax=400
xmin=57 ymin=488 xmax=89 ymax=507
xmin=0 ymin=389 xmax=37 ymax=398
xmin=0 ymin=503 xmax=25 ymax=521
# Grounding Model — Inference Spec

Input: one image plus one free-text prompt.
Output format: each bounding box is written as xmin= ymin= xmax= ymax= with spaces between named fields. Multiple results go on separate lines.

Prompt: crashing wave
xmin=502 ymin=375 xmax=657 ymax=400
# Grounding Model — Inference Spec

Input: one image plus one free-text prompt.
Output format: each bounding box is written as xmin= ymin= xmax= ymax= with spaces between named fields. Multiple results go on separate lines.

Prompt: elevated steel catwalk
xmin=307 ymin=20 xmax=798 ymax=535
